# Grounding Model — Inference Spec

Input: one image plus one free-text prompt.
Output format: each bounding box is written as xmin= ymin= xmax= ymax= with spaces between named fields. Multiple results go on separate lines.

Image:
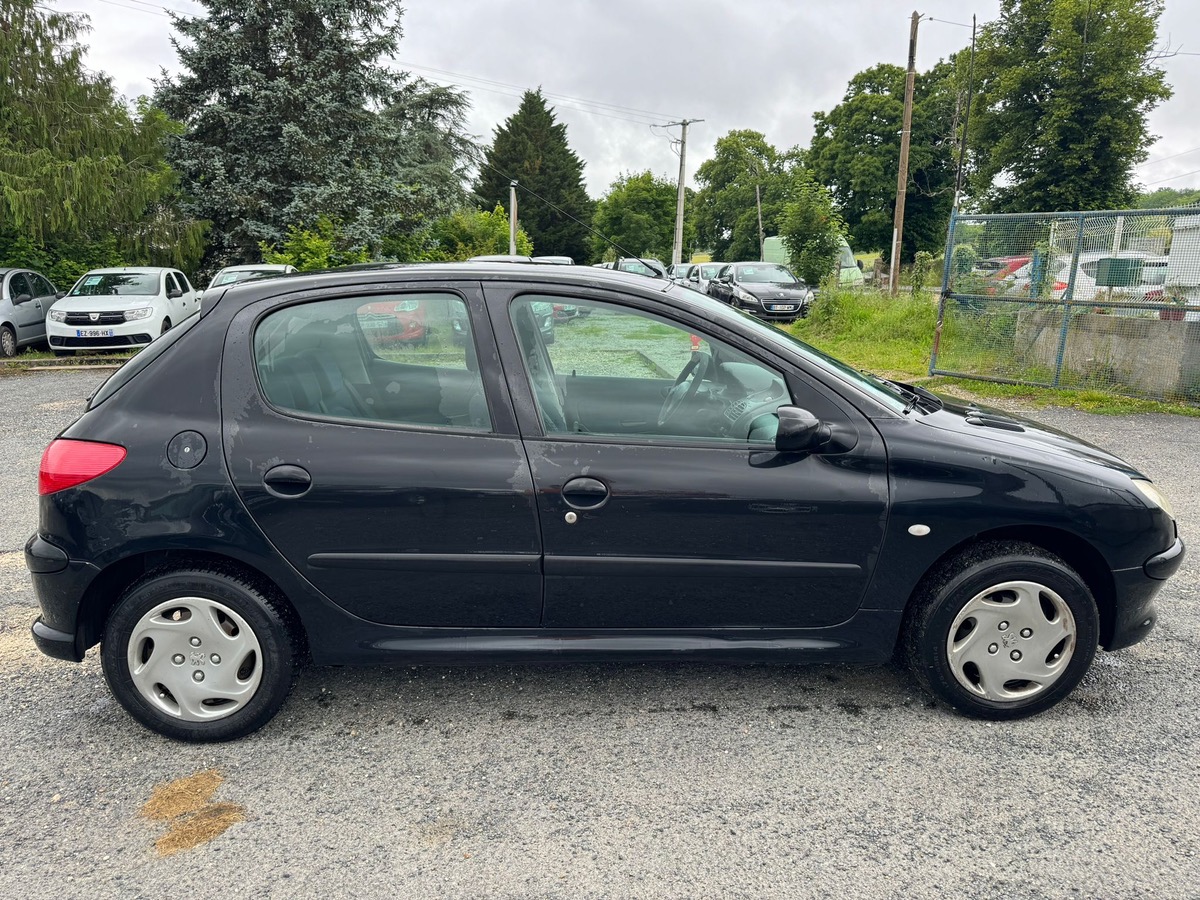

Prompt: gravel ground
xmin=1 ymin=369 xmax=1198 ymax=899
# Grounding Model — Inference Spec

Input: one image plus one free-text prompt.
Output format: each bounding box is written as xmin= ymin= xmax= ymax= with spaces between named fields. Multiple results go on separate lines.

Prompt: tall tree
xmin=156 ymin=0 xmax=472 ymax=269
xmin=969 ymin=0 xmax=1171 ymax=212
xmin=475 ymin=90 xmax=594 ymax=263
xmin=778 ymin=171 xmax=846 ymax=286
xmin=692 ymin=130 xmax=800 ymax=262
xmin=0 ymin=1 xmax=201 ymax=267
xmin=808 ymin=62 xmax=959 ymax=261
xmin=591 ymin=171 xmax=689 ymax=261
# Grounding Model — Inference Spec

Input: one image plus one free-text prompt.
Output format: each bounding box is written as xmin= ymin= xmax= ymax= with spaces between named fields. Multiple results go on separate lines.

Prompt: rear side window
xmin=8 ymin=273 xmax=31 ymax=298
xmin=253 ymin=293 xmax=490 ymax=430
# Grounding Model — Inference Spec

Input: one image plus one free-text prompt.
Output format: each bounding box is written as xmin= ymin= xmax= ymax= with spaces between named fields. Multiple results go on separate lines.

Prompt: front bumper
xmin=47 ymin=318 xmax=157 ymax=350
xmin=1107 ymin=536 xmax=1185 ymax=651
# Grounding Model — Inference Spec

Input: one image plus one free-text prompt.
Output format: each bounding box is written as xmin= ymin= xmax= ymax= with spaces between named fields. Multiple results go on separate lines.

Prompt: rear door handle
xmin=263 ymin=464 xmax=312 ymax=498
xmin=561 ymin=476 xmax=609 ymax=510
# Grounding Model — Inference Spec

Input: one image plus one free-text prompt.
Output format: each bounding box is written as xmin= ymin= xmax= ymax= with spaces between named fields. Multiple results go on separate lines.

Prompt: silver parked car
xmin=0 ymin=267 xmax=60 ymax=357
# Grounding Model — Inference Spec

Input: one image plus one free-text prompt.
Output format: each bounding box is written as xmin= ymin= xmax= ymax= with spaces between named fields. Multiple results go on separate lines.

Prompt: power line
xmin=1143 ymin=166 xmax=1200 ymax=187
xmin=396 ymin=60 xmax=677 ymax=124
xmin=1139 ymin=145 xmax=1200 ymax=169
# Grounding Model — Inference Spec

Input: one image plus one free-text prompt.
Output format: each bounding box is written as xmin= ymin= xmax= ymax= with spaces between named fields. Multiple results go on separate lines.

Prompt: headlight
xmin=49 ymin=309 xmax=67 ymax=322
xmin=733 ymin=286 xmax=758 ymax=303
xmin=124 ymin=307 xmax=154 ymax=322
xmin=1132 ymin=479 xmax=1175 ymax=519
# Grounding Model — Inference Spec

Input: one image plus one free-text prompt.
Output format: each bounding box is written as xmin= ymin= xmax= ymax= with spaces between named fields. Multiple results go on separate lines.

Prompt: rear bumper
xmin=25 ymin=532 xmax=101 ymax=663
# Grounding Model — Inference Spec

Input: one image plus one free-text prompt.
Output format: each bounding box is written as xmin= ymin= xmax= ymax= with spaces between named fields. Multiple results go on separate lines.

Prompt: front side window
xmin=510 ymin=296 xmax=789 ymax=444
xmin=254 ymin=293 xmax=490 ymax=430
xmin=32 ymin=274 xmax=56 ymax=297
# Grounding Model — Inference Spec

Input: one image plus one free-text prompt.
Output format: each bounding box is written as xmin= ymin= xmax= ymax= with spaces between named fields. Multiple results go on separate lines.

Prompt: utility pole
xmin=667 ymin=118 xmax=704 ymax=267
xmin=890 ymin=10 xmax=921 ymax=297
xmin=755 ymin=183 xmax=765 ymax=261
xmin=509 ymin=181 xmax=518 ymax=256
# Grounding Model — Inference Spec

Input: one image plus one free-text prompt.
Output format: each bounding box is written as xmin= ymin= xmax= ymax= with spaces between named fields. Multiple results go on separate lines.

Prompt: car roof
xmin=79 ymin=267 xmax=172 ymax=275
xmin=217 ymin=264 xmax=293 ymax=272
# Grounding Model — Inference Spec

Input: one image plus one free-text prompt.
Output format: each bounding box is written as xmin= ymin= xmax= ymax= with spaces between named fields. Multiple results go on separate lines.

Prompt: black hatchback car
xmin=27 ymin=264 xmax=1183 ymax=741
xmin=707 ymin=262 xmax=813 ymax=321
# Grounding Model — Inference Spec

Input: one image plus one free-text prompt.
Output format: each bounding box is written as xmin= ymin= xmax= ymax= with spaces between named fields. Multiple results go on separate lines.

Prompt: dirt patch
xmin=0 ymin=605 xmax=52 ymax=668
xmin=141 ymin=769 xmax=246 ymax=856
xmin=34 ymin=400 xmax=85 ymax=412
xmin=0 ymin=551 xmax=25 ymax=572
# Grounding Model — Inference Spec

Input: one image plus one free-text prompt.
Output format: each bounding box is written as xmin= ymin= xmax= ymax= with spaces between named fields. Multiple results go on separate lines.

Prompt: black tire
xmin=101 ymin=567 xmax=301 ymax=742
xmin=902 ymin=541 xmax=1099 ymax=720
xmin=52 ymin=349 xmax=76 ymax=358
xmin=0 ymin=325 xmax=17 ymax=358
xmin=161 ymin=317 xmax=172 ymax=334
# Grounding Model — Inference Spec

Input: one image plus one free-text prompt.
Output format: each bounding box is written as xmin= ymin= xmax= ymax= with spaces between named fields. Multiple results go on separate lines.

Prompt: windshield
xmin=212 ymin=269 xmax=279 ymax=287
xmin=70 ymin=273 xmax=158 ymax=296
xmin=837 ymin=244 xmax=856 ymax=268
xmin=735 ymin=264 xmax=798 ymax=284
xmin=699 ymin=265 xmax=721 ymax=279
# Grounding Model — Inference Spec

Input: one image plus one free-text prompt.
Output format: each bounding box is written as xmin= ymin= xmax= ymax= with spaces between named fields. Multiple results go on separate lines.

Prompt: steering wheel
xmin=658 ymin=351 xmax=713 ymax=428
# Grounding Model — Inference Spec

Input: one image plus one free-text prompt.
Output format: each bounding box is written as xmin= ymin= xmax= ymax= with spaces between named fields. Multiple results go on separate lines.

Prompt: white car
xmin=204 ymin=263 xmax=296 ymax=298
xmin=48 ymin=267 xmax=199 ymax=356
xmin=1001 ymin=252 xmax=1165 ymax=309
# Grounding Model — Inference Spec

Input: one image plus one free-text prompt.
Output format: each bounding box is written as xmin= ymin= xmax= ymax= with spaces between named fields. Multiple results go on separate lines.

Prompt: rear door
xmin=221 ymin=281 xmax=543 ymax=627
xmin=7 ymin=273 xmax=44 ymax=343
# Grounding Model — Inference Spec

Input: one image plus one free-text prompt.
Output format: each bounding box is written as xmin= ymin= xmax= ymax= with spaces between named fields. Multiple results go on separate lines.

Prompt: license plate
xmin=76 ymin=328 xmax=115 ymax=338
xmin=768 ymin=304 xmax=796 ymax=312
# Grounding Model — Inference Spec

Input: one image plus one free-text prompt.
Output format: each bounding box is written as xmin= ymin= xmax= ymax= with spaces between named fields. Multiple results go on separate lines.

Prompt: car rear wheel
xmin=101 ymin=568 xmax=300 ymax=742
xmin=903 ymin=541 xmax=1098 ymax=719
xmin=0 ymin=326 xmax=17 ymax=357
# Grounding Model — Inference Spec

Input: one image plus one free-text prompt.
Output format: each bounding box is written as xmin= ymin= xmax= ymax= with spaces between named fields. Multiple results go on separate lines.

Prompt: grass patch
xmin=789 ymin=287 xmax=936 ymax=378
xmin=789 ymin=286 xmax=1200 ymax=418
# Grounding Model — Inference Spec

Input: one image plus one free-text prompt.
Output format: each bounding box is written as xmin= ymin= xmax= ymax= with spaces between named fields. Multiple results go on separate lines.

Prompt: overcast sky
xmin=52 ymin=0 xmax=1200 ymax=198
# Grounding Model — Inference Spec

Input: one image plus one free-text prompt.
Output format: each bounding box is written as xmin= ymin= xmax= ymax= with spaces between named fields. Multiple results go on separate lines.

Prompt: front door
xmin=222 ymin=284 xmax=542 ymax=627
xmin=490 ymin=287 xmax=889 ymax=629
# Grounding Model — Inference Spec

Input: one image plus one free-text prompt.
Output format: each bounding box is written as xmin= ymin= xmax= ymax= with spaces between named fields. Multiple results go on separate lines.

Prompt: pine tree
xmin=0 ymin=1 xmax=201 ymax=265
xmin=155 ymin=0 xmax=473 ymax=268
xmin=475 ymin=90 xmax=593 ymax=262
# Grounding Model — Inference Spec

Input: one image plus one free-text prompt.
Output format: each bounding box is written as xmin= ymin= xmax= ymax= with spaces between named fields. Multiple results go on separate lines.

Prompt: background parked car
xmin=687 ymin=262 xmax=724 ymax=295
xmin=614 ymin=257 xmax=667 ymax=278
xmin=532 ymin=255 xmax=574 ymax=265
xmin=47 ymin=267 xmax=199 ymax=356
xmin=359 ymin=297 xmax=429 ymax=347
xmin=666 ymin=263 xmax=694 ymax=282
xmin=203 ymin=263 xmax=296 ymax=298
xmin=0 ymin=267 xmax=60 ymax=357
xmin=707 ymin=262 xmax=813 ymax=321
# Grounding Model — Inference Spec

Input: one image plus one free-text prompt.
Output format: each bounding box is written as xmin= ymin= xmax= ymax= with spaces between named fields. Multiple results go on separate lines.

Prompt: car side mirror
xmin=13 ymin=293 xmax=32 ymax=304
xmin=775 ymin=406 xmax=831 ymax=453
xmin=55 ymin=291 xmax=66 ymax=300
xmin=857 ymin=260 xmax=864 ymax=271
xmin=167 ymin=288 xmax=183 ymax=299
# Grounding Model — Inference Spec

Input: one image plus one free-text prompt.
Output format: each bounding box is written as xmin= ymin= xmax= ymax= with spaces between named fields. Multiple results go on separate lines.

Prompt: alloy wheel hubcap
xmin=127 ymin=596 xmax=263 ymax=721
xmin=945 ymin=580 xmax=1076 ymax=702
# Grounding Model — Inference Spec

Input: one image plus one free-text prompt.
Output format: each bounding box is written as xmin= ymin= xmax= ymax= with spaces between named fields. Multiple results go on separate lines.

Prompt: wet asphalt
xmin=0 ymin=368 xmax=1197 ymax=899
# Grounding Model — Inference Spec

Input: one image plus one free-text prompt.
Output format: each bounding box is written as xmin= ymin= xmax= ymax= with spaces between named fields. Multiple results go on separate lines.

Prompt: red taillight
xmin=1053 ymin=281 xmax=1068 ymax=292
xmin=38 ymin=439 xmax=127 ymax=495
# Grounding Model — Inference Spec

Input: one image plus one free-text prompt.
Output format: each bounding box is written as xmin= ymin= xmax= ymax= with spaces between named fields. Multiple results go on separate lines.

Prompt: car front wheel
xmin=0 ymin=325 xmax=17 ymax=357
xmin=903 ymin=541 xmax=1099 ymax=719
xmin=101 ymin=567 xmax=300 ymax=741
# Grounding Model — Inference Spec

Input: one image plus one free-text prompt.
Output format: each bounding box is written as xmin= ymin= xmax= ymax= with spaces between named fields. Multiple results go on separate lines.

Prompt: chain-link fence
xmin=930 ymin=208 xmax=1200 ymax=402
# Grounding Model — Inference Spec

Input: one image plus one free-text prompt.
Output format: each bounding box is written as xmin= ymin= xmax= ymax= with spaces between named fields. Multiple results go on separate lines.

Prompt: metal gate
xmin=930 ymin=208 xmax=1200 ymax=402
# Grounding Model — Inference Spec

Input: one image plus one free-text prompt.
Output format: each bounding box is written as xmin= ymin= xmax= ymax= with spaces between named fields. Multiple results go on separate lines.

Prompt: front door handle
xmin=263 ymin=464 xmax=312 ymax=498
xmin=561 ymin=476 xmax=609 ymax=510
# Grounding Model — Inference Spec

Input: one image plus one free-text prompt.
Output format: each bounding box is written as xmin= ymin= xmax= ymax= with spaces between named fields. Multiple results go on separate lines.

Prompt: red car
xmin=358 ymin=298 xmax=428 ymax=347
